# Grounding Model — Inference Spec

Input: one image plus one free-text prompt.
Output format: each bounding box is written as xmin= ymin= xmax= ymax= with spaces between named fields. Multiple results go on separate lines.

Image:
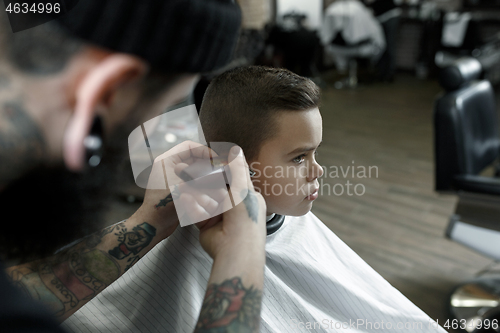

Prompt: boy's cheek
xmin=252 ymin=177 xmax=311 ymax=214
xmin=270 ymin=183 xmax=307 ymax=211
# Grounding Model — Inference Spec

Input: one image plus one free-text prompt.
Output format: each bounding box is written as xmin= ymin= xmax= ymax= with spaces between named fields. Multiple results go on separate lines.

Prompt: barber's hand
xmin=140 ymin=141 xmax=224 ymax=239
xmin=196 ymin=146 xmax=267 ymax=260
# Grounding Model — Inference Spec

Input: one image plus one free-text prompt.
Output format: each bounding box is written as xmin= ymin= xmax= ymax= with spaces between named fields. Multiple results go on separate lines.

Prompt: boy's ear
xmin=63 ymin=54 xmax=148 ymax=171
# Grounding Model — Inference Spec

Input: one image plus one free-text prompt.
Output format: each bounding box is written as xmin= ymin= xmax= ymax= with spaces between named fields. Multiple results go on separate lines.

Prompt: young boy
xmin=62 ymin=67 xmax=445 ymax=332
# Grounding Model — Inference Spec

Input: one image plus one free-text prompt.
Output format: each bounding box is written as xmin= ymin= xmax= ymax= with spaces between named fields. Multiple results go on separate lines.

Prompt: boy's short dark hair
xmin=199 ymin=66 xmax=320 ymax=161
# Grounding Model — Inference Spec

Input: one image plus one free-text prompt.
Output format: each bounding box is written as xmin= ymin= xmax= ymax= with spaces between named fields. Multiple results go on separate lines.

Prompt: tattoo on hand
xmin=154 ymin=185 xmax=180 ymax=210
xmin=195 ymin=277 xmax=262 ymax=333
xmin=241 ymin=190 xmax=259 ymax=224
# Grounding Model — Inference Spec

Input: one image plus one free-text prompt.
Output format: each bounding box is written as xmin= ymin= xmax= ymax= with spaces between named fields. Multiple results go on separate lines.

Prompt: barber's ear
xmin=63 ymin=54 xmax=147 ymax=171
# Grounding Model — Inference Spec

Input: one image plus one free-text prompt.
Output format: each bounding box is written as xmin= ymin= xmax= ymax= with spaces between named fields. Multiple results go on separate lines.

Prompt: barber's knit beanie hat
xmin=56 ymin=0 xmax=241 ymax=73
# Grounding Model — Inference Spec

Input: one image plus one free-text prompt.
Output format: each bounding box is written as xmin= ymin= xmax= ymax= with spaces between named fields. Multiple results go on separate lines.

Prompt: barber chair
xmin=434 ymin=57 xmax=500 ymax=332
xmin=320 ymin=0 xmax=386 ymax=88
xmin=327 ymin=35 xmax=374 ymax=88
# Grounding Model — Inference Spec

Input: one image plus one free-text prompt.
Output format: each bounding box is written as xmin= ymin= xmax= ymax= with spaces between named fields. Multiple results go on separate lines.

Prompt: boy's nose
xmin=307 ymin=161 xmax=324 ymax=181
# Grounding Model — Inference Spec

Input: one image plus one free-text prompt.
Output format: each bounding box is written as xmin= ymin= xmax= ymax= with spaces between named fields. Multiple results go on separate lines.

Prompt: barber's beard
xmin=0 ymin=124 xmax=132 ymax=264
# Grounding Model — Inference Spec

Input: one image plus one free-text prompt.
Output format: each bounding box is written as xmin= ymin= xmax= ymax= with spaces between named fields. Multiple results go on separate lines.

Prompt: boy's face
xmin=250 ymin=108 xmax=323 ymax=216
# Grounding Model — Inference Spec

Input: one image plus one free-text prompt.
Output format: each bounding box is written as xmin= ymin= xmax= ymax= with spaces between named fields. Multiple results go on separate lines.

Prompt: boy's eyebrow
xmin=287 ymin=141 xmax=322 ymax=155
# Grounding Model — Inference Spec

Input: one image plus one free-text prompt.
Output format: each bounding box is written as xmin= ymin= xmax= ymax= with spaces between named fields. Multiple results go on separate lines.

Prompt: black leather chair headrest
xmin=439 ymin=57 xmax=482 ymax=91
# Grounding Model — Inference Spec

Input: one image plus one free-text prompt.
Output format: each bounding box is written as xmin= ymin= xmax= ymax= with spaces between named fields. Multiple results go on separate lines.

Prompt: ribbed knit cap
xmin=56 ymin=0 xmax=241 ymax=73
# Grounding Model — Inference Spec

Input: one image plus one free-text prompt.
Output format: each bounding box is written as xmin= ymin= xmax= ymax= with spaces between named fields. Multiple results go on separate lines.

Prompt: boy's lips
xmin=305 ymin=188 xmax=319 ymax=201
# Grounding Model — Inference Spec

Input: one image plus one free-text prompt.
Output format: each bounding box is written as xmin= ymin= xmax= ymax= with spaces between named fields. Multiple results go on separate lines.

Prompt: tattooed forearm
xmin=241 ymin=190 xmax=259 ymax=223
xmin=108 ymin=222 xmax=156 ymax=271
xmin=0 ymin=101 xmax=45 ymax=185
xmin=154 ymin=193 xmax=174 ymax=209
xmin=85 ymin=223 xmax=123 ymax=248
xmin=6 ymin=221 xmax=157 ymax=320
xmin=154 ymin=185 xmax=180 ymax=210
xmin=195 ymin=277 xmax=262 ymax=333
xmin=9 ymin=249 xmax=120 ymax=318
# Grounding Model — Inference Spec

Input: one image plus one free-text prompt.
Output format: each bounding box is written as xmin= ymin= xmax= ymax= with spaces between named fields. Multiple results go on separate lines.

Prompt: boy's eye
xmin=293 ymin=154 xmax=306 ymax=164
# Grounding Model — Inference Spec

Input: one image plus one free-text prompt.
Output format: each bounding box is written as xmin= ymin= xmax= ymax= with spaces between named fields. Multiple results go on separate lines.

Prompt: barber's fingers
xmin=196 ymin=193 xmax=218 ymax=213
xmin=160 ymin=140 xmax=218 ymax=165
xmin=147 ymin=141 xmax=217 ymax=190
xmin=177 ymin=182 xmax=227 ymax=203
xmin=179 ymin=192 xmax=219 ymax=223
xmin=226 ymin=146 xmax=253 ymax=199
xmin=222 ymin=146 xmax=266 ymax=226
xmin=177 ymin=184 xmax=222 ymax=213
xmin=174 ymin=162 xmax=189 ymax=176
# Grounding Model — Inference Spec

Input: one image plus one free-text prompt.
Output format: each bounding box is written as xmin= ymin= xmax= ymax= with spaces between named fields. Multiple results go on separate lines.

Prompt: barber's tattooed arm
xmin=154 ymin=184 xmax=180 ymax=210
xmin=195 ymin=277 xmax=262 ymax=333
xmin=6 ymin=206 xmax=175 ymax=321
xmin=195 ymin=189 xmax=266 ymax=333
